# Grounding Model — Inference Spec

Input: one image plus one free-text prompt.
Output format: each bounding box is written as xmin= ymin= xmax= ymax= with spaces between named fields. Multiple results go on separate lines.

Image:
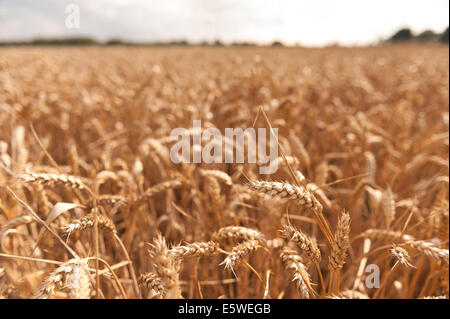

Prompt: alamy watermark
xmin=65 ymin=4 xmax=80 ymax=29
xmin=365 ymin=264 xmax=380 ymax=288
xmin=169 ymin=120 xmax=278 ymax=174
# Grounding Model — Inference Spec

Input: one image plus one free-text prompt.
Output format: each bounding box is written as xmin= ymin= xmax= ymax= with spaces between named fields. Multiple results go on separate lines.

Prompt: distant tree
xmin=30 ymin=37 xmax=97 ymax=45
xmin=271 ymin=41 xmax=283 ymax=47
xmin=231 ymin=41 xmax=254 ymax=47
xmin=440 ymin=27 xmax=449 ymax=43
xmin=106 ymin=38 xmax=125 ymax=45
xmin=416 ymin=30 xmax=439 ymax=42
xmin=214 ymin=40 xmax=223 ymax=46
xmin=389 ymin=28 xmax=413 ymax=42
xmin=168 ymin=40 xmax=188 ymax=46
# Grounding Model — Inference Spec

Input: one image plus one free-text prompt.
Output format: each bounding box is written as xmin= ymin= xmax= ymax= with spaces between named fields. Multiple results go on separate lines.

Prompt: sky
xmin=0 ymin=0 xmax=448 ymax=46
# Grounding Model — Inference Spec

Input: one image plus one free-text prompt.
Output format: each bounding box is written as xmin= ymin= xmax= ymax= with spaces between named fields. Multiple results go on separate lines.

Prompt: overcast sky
xmin=0 ymin=0 xmax=448 ymax=46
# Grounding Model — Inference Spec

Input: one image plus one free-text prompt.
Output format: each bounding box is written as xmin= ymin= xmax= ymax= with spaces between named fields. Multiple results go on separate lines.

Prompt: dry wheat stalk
xmin=266 ymin=238 xmax=285 ymax=249
xmin=220 ymin=239 xmax=260 ymax=270
xmin=247 ymin=180 xmax=322 ymax=212
xmin=280 ymin=247 xmax=313 ymax=298
xmin=382 ymin=187 xmax=396 ymax=228
xmin=169 ymin=241 xmax=220 ymax=260
xmin=315 ymin=161 xmax=329 ymax=186
xmin=306 ymin=183 xmax=332 ymax=210
xmin=278 ymin=155 xmax=299 ymax=167
xmin=200 ymin=169 xmax=233 ymax=186
xmin=38 ymin=258 xmax=91 ymax=299
xmin=280 ymin=225 xmax=321 ymax=264
xmin=359 ymin=229 xmax=415 ymax=242
xmin=148 ymin=234 xmax=182 ymax=298
xmin=212 ymin=226 xmax=266 ymax=244
xmin=86 ymin=195 xmax=128 ymax=208
xmin=328 ymin=290 xmax=370 ymax=299
xmin=289 ymin=132 xmax=311 ymax=170
xmin=33 ymin=184 xmax=52 ymax=215
xmin=139 ymin=138 xmax=165 ymax=154
xmin=20 ymin=172 xmax=88 ymax=190
xmin=360 ymin=230 xmax=448 ymax=264
xmin=138 ymin=272 xmax=166 ymax=297
xmin=134 ymin=179 xmax=182 ymax=205
xmin=206 ymin=176 xmax=222 ymax=207
xmin=406 ymin=240 xmax=449 ymax=264
xmin=0 ymin=215 xmax=33 ymax=235
xmin=391 ymin=245 xmax=415 ymax=268
xmin=64 ymin=212 xmax=117 ymax=236
xmin=267 ymin=156 xmax=299 ymax=173
xmin=364 ymin=151 xmax=376 ymax=184
xmin=296 ymin=170 xmax=306 ymax=183
xmin=329 ymin=211 xmax=351 ymax=271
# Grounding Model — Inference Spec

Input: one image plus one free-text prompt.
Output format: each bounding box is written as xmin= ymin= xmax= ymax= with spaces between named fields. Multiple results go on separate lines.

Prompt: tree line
xmin=0 ymin=27 xmax=448 ymax=47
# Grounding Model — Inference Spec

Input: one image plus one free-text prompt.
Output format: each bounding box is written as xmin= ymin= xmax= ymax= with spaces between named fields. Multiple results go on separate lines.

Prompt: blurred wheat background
xmin=0 ymin=44 xmax=448 ymax=299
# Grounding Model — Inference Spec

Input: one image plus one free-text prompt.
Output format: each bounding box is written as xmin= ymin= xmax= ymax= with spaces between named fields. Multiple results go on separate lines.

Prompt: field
xmin=0 ymin=44 xmax=448 ymax=299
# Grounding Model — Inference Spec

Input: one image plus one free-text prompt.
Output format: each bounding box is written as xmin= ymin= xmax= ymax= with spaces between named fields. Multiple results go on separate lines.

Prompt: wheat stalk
xmin=406 ymin=240 xmax=449 ymax=264
xmin=1 ymin=215 xmax=33 ymax=234
xmin=206 ymin=176 xmax=222 ymax=207
xmin=359 ymin=229 xmax=415 ymax=241
xmin=329 ymin=211 xmax=351 ymax=271
xmin=382 ymin=187 xmax=396 ymax=228
xmin=212 ymin=226 xmax=266 ymax=244
xmin=33 ymin=184 xmax=52 ymax=215
xmin=328 ymin=290 xmax=370 ymax=299
xmin=20 ymin=172 xmax=88 ymax=190
xmin=280 ymin=247 xmax=313 ymax=298
xmin=138 ymin=272 xmax=166 ymax=297
xmin=200 ymin=169 xmax=233 ymax=186
xmin=64 ymin=212 xmax=116 ymax=236
xmin=247 ymin=180 xmax=322 ymax=211
xmin=220 ymin=239 xmax=260 ymax=270
xmin=169 ymin=241 xmax=220 ymax=260
xmin=280 ymin=225 xmax=321 ymax=264
xmin=86 ymin=195 xmax=128 ymax=208
xmin=38 ymin=258 xmax=91 ymax=299
xmin=147 ymin=234 xmax=182 ymax=298
xmin=390 ymin=244 xmax=415 ymax=268
xmin=134 ymin=179 xmax=182 ymax=205
xmin=246 ymin=180 xmax=334 ymax=247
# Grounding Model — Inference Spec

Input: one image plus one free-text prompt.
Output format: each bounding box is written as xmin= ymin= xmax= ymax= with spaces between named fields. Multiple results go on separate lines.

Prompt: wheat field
xmin=0 ymin=44 xmax=448 ymax=299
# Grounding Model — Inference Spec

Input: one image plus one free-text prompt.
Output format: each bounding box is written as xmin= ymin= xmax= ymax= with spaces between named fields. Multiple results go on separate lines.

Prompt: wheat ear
xmin=20 ymin=172 xmax=88 ymax=190
xmin=247 ymin=180 xmax=322 ymax=211
xmin=212 ymin=226 xmax=266 ymax=244
xmin=148 ymin=234 xmax=182 ymax=298
xmin=220 ymin=239 xmax=260 ymax=271
xmin=280 ymin=225 xmax=321 ymax=264
xmin=382 ymin=187 xmax=396 ymax=228
xmin=134 ymin=179 xmax=182 ymax=205
xmin=329 ymin=211 xmax=351 ymax=271
xmin=200 ymin=169 xmax=233 ymax=186
xmin=280 ymin=247 xmax=314 ymax=298
xmin=169 ymin=241 xmax=220 ymax=260
xmin=86 ymin=195 xmax=128 ymax=208
xmin=406 ymin=240 xmax=449 ymax=264
xmin=38 ymin=258 xmax=91 ymax=299
xmin=138 ymin=272 xmax=166 ymax=297
xmin=391 ymin=244 xmax=415 ymax=268
xmin=328 ymin=290 xmax=370 ymax=299
xmin=64 ymin=212 xmax=116 ymax=236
